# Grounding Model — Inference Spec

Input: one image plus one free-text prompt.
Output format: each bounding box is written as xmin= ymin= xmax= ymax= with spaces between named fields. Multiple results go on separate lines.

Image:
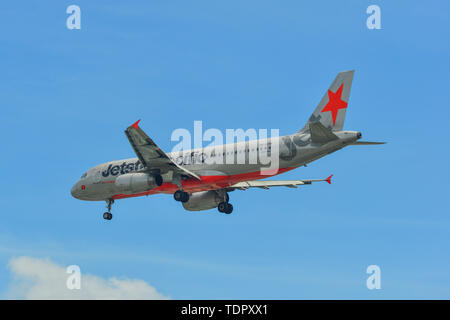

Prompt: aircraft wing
xmin=229 ymin=175 xmax=333 ymax=190
xmin=124 ymin=120 xmax=200 ymax=180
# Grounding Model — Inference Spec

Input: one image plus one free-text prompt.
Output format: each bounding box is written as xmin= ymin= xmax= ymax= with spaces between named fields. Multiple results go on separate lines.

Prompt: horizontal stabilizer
xmin=309 ymin=122 xmax=339 ymax=144
xmin=350 ymin=141 xmax=386 ymax=145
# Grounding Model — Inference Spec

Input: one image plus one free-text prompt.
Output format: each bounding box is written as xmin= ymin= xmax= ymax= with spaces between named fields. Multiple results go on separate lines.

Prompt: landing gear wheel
xmin=224 ymin=203 xmax=233 ymax=214
xmin=181 ymin=192 xmax=189 ymax=203
xmin=218 ymin=202 xmax=227 ymax=213
xmin=174 ymin=190 xmax=189 ymax=203
xmin=218 ymin=202 xmax=233 ymax=214
xmin=174 ymin=190 xmax=183 ymax=201
xmin=103 ymin=212 xmax=112 ymax=220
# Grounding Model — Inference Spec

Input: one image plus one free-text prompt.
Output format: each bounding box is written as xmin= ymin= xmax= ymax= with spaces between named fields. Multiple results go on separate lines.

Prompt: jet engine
xmin=115 ymin=173 xmax=162 ymax=194
xmin=182 ymin=191 xmax=222 ymax=211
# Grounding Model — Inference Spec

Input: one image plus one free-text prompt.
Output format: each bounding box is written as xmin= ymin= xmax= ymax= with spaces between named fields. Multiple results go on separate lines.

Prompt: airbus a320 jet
xmin=71 ymin=70 xmax=384 ymax=220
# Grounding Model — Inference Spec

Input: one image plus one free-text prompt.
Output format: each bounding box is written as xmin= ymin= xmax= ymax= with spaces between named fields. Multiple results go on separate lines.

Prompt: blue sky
xmin=1 ymin=0 xmax=450 ymax=299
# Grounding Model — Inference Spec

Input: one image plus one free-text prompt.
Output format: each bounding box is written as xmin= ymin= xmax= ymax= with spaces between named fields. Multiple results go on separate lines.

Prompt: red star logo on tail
xmin=321 ymin=83 xmax=347 ymax=126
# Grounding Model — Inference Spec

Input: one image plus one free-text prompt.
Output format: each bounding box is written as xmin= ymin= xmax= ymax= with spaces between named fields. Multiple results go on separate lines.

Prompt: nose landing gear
xmin=103 ymin=212 xmax=113 ymax=220
xmin=103 ymin=199 xmax=114 ymax=220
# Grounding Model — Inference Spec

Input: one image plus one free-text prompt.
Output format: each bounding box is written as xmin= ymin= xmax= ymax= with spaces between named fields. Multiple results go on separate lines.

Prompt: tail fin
xmin=300 ymin=70 xmax=354 ymax=132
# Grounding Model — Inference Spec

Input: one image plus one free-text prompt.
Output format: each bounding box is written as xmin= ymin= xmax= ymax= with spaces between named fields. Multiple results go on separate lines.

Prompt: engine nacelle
xmin=182 ymin=191 xmax=222 ymax=211
xmin=115 ymin=173 xmax=162 ymax=194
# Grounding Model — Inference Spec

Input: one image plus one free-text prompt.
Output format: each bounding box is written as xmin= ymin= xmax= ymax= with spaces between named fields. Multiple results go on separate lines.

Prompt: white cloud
xmin=6 ymin=256 xmax=169 ymax=300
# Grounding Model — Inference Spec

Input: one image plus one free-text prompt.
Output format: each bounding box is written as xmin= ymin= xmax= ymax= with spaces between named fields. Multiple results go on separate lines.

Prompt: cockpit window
xmin=81 ymin=172 xmax=87 ymax=179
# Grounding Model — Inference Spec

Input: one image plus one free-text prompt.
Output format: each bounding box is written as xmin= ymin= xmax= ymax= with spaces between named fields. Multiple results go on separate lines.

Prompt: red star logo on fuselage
xmin=321 ymin=83 xmax=347 ymax=126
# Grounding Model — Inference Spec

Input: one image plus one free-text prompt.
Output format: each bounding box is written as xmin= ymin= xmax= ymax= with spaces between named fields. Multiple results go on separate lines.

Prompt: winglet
xmin=325 ymin=174 xmax=333 ymax=184
xmin=131 ymin=119 xmax=141 ymax=129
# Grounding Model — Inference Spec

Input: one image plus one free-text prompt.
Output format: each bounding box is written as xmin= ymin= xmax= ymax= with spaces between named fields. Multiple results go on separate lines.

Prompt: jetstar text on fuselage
xmin=102 ymin=161 xmax=145 ymax=177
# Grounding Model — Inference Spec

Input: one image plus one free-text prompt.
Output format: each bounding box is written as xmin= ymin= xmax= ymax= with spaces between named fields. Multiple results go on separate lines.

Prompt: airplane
xmin=71 ymin=70 xmax=384 ymax=220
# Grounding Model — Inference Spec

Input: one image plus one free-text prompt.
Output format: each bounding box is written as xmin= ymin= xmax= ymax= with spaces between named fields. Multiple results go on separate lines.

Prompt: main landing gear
xmin=218 ymin=201 xmax=233 ymax=214
xmin=173 ymin=190 xmax=190 ymax=203
xmin=217 ymin=192 xmax=233 ymax=214
xmin=103 ymin=199 xmax=114 ymax=220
